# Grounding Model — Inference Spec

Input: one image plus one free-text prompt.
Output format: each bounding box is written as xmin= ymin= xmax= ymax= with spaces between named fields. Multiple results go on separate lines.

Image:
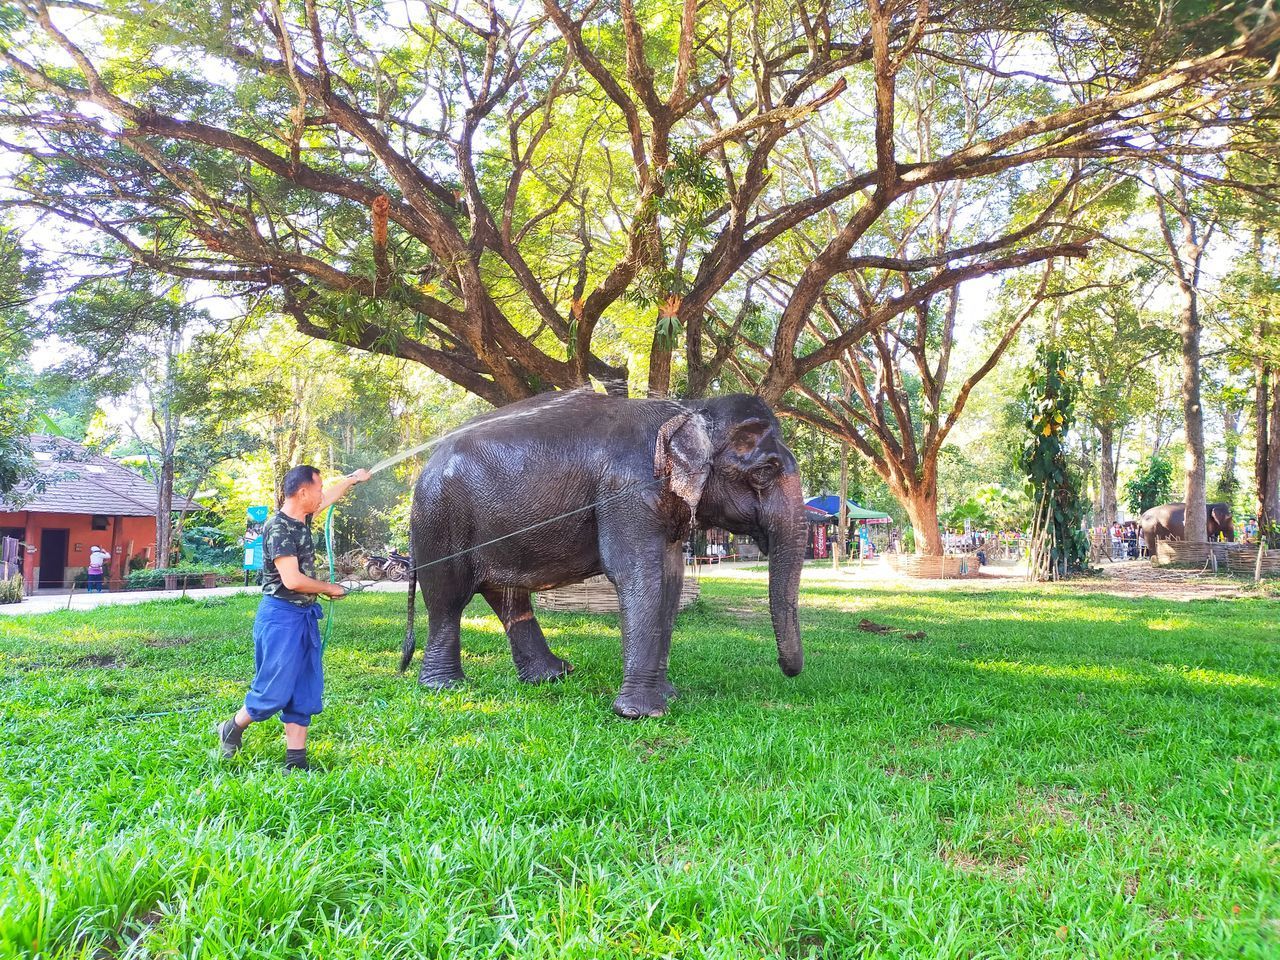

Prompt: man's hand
xmin=318 ymin=468 xmax=372 ymax=513
xmin=276 ymin=555 xmax=346 ymax=599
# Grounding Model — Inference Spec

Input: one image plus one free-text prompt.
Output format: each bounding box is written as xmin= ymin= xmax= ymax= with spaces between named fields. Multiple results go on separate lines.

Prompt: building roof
xmin=0 ymin=435 xmax=202 ymax=517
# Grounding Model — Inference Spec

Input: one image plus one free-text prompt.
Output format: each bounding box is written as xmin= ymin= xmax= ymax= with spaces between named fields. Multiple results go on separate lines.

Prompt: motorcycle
xmin=364 ymin=548 xmax=412 ymax=582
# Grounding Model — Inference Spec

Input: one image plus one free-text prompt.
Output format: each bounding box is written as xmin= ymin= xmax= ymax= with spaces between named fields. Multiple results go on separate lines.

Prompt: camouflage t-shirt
xmin=261 ymin=511 xmax=317 ymax=606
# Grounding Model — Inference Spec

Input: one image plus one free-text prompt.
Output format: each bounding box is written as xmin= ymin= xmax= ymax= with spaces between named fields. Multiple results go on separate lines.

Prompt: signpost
xmin=243 ymin=505 xmax=268 ymax=585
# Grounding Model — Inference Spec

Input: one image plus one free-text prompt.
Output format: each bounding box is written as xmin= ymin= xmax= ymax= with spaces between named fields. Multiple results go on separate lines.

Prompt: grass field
xmin=1 ymin=568 xmax=1278 ymax=959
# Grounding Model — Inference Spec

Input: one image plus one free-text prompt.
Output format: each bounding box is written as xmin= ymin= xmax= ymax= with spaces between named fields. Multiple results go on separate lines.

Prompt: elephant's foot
xmin=612 ymin=687 xmax=669 ymax=719
xmin=516 ymin=656 xmax=574 ymax=684
xmin=656 ymin=678 xmax=678 ymax=701
xmin=418 ymin=665 xmax=465 ymax=690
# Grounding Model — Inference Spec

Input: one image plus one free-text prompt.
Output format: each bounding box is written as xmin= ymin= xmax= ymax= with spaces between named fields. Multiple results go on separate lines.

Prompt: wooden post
xmin=108 ymin=514 xmax=123 ymax=590
xmin=834 ymin=444 xmax=849 ymax=571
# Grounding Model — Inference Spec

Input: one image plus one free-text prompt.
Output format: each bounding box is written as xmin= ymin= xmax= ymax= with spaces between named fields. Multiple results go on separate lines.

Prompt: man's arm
xmin=274 ymin=555 xmax=346 ymax=599
xmin=317 ymin=468 xmax=372 ymax=514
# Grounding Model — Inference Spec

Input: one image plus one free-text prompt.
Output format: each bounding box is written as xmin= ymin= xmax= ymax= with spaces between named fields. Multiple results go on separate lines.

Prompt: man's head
xmin=282 ymin=464 xmax=323 ymax=513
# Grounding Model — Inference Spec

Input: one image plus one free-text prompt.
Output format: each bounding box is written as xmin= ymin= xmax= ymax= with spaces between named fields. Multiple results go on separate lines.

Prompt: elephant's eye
xmin=749 ymin=461 xmax=780 ymax=487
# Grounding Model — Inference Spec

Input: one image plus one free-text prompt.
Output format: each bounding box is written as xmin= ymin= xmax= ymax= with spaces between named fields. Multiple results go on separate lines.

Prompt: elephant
xmin=1139 ymin=502 xmax=1235 ymax=555
xmin=398 ymin=390 xmax=806 ymax=719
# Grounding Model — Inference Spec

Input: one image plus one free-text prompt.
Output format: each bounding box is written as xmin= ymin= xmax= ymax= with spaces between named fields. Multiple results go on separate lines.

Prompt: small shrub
xmin=0 ymin=573 xmax=23 ymax=604
xmin=126 ymin=566 xmax=229 ymax=591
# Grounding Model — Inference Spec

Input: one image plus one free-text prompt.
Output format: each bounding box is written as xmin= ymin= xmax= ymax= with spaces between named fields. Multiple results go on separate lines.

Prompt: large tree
xmin=0 ymin=0 xmax=1276 ymax=415
xmin=1150 ymin=173 xmax=1218 ymax=542
xmin=50 ymin=278 xmax=258 ymax=566
xmin=0 ymin=227 xmax=41 ymax=497
xmin=1054 ymin=244 xmax=1174 ymax=525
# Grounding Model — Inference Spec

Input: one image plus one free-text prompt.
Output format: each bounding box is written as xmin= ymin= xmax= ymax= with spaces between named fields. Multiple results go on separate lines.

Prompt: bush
xmin=180 ymin=525 xmax=243 ymax=566
xmin=125 ymin=566 xmax=231 ymax=591
xmin=0 ymin=573 xmax=23 ymax=604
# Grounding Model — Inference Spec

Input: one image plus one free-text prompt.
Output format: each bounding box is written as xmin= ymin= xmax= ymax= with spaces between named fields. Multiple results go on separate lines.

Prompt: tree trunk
xmin=1098 ymin=422 xmax=1118 ymax=524
xmin=905 ymin=486 xmax=944 ymax=556
xmin=834 ymin=443 xmax=849 ymax=569
xmin=1178 ymin=281 xmax=1207 ymax=542
xmin=156 ymin=459 xmax=174 ymax=568
xmin=648 ymin=302 xmax=676 ymax=397
xmin=647 ymin=340 xmax=673 ymax=398
xmin=1267 ymin=380 xmax=1280 ymax=530
xmin=153 ymin=326 xmax=179 ymax=569
xmin=1259 ymin=332 xmax=1280 ymax=532
xmin=1219 ymin=399 xmax=1239 ymax=502
xmin=1257 ymin=351 xmax=1269 ymax=527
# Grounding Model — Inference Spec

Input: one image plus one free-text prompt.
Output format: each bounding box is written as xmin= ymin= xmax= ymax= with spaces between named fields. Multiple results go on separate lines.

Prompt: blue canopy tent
xmin=804 ymin=496 xmax=892 ymax=523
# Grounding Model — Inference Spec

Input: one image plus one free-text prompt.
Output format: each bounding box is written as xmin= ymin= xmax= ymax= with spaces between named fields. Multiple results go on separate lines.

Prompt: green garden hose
xmin=322 ymin=503 xmax=337 ymax=649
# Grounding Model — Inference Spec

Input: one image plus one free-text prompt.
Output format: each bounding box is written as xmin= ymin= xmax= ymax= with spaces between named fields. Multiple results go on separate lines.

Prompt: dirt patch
xmin=67 ymin=653 xmax=125 ymax=670
xmin=939 ymin=842 xmax=1027 ymax=880
xmin=882 ymin=765 xmax=936 ymax=782
xmin=855 ymin=618 xmax=928 ymax=640
xmin=1124 ymin=872 xmax=1141 ymax=899
xmin=1020 ymin=786 xmax=1137 ymax=826
xmin=929 ymin=723 xmax=983 ymax=743
xmin=90 ymin=906 xmax=165 ymax=959
xmin=634 ymin=734 xmax=690 ymax=762
xmin=1073 ymin=560 xmax=1254 ymax=601
xmin=1034 ymin=791 xmax=1083 ymax=826
xmin=142 ymin=635 xmax=196 ymax=648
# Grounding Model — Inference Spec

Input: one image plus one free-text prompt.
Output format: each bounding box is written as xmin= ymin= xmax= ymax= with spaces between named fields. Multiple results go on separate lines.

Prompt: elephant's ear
xmin=654 ymin=412 xmax=712 ymax=513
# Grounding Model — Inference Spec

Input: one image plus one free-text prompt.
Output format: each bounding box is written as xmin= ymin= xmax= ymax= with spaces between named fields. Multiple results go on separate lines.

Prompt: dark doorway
xmin=39 ymin=529 xmax=69 ymax=588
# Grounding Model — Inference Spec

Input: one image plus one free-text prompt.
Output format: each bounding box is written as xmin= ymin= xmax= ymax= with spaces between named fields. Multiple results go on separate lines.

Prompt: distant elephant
xmin=1139 ymin=502 xmax=1235 ymax=555
xmin=399 ymin=390 xmax=806 ymax=719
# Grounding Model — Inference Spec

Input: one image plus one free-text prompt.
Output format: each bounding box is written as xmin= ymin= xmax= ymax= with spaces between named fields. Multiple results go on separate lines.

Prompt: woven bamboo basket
xmin=885 ymin=553 xmax=982 ymax=579
xmin=534 ymin=574 xmax=701 ymax=614
xmin=1225 ymin=548 xmax=1280 ymax=577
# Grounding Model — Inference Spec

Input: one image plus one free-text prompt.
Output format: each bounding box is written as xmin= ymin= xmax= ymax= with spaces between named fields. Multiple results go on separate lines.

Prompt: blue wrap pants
xmin=245 ymin=595 xmax=325 ymax=726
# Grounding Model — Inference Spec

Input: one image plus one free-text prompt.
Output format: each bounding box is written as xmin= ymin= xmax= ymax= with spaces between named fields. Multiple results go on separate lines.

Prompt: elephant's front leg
xmin=607 ymin=542 xmax=685 ymax=719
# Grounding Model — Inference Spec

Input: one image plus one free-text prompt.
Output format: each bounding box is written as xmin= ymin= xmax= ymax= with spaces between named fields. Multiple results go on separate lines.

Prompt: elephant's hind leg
xmin=419 ymin=598 xmax=468 ymax=690
xmin=481 ymin=586 xmax=574 ymax=684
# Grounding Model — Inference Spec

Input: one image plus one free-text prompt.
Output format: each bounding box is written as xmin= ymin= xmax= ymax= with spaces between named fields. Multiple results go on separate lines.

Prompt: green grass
xmin=1 ymin=569 xmax=1278 ymax=958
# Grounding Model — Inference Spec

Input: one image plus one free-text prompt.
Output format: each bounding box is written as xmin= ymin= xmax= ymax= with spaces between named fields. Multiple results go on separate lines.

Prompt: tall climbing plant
xmin=1019 ymin=346 xmax=1091 ymax=580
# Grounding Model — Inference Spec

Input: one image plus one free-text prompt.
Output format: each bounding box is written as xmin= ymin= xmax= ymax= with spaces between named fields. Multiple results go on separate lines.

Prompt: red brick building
xmin=0 ymin=436 xmax=199 ymax=591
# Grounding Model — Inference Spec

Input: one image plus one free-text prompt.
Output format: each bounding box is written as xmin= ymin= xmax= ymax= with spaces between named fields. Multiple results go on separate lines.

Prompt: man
xmin=216 ymin=463 xmax=371 ymax=770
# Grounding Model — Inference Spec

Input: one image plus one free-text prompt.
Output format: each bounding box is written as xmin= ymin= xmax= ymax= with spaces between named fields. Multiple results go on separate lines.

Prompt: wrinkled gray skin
xmin=399 ymin=390 xmax=806 ymax=718
xmin=1139 ymin=501 xmax=1235 ymax=555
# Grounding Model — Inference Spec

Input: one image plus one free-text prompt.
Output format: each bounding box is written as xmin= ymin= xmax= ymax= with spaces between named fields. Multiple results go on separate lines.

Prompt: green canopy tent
xmin=804 ymin=496 xmax=892 ymax=523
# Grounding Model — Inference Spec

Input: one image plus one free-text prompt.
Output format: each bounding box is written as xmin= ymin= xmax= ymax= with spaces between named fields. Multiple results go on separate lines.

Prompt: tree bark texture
xmin=1098 ymin=422 xmax=1119 ymax=525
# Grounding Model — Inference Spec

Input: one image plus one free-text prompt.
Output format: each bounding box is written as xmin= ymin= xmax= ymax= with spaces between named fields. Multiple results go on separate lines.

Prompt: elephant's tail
xmin=399 ymin=568 xmax=417 ymax=673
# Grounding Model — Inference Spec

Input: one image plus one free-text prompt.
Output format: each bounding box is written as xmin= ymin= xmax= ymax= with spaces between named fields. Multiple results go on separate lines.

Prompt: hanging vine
xmin=1019 ymin=345 xmax=1091 ymax=580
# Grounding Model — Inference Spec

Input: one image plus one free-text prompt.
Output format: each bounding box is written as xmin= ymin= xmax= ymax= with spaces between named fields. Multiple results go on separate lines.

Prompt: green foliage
xmin=1020 ymin=346 xmax=1090 ymax=578
xmin=0 ymin=573 xmax=22 ymax=604
xmin=1124 ymin=454 xmax=1174 ymax=516
xmin=124 ymin=567 xmax=230 ymax=591
xmin=0 ymin=228 xmax=42 ymax=498
xmin=180 ymin=525 xmax=242 ymax=567
xmin=2 ymin=577 xmax=1280 ymax=956
xmin=942 ymin=484 xmax=1029 ymax=532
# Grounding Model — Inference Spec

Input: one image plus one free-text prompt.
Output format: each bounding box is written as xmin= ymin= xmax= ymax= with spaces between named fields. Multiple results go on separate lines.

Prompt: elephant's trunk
xmin=763 ymin=473 xmax=805 ymax=677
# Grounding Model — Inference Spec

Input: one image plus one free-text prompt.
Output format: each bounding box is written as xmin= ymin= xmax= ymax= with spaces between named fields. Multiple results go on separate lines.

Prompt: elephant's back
xmin=422 ymin=390 xmax=678 ymax=481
